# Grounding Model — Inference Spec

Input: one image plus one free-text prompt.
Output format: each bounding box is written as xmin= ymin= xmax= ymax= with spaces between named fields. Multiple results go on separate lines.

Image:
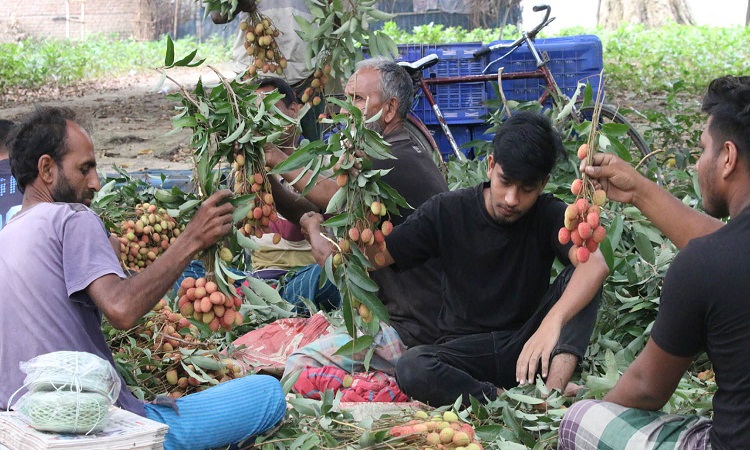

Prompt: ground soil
xmin=0 ymin=65 xmax=672 ymax=177
xmin=0 ymin=64 xmax=237 ymax=174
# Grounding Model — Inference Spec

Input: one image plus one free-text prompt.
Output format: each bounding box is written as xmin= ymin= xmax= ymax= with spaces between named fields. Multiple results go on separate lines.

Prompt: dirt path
xmin=1 ymin=64 xmax=236 ymax=173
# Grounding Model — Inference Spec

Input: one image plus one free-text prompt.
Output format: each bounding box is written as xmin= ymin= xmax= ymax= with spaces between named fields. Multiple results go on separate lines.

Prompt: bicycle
xmin=397 ymin=4 xmax=653 ymax=176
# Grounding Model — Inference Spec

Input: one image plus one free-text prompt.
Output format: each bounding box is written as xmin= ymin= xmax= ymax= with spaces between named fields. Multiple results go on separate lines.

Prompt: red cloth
xmin=293 ymin=365 xmax=409 ymax=402
xmin=230 ymin=313 xmax=333 ymax=371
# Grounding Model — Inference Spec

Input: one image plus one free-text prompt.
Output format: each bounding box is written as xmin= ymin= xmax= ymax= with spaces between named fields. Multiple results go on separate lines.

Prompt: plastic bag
xmin=12 ymin=351 xmax=121 ymax=434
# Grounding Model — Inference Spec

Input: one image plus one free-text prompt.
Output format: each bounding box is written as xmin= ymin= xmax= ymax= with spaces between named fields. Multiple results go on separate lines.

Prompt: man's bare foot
xmin=563 ymin=382 xmax=584 ymax=397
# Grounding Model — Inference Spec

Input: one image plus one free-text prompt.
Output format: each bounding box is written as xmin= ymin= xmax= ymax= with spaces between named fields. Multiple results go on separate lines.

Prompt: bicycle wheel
xmin=577 ymin=104 xmax=663 ymax=184
xmin=405 ymin=115 xmax=447 ymax=174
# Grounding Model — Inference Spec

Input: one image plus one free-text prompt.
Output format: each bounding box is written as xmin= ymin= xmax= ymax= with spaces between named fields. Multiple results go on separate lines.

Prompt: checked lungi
xmin=558 ymin=399 xmax=712 ymax=450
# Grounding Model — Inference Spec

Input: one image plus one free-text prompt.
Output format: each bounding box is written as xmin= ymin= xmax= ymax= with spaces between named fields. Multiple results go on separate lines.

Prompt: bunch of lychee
xmin=558 ymin=143 xmax=607 ymax=263
xmin=300 ymin=64 xmax=332 ymax=107
xmin=176 ymin=276 xmax=244 ymax=332
xmin=388 ymin=410 xmax=483 ymax=450
xmin=232 ymin=154 xmax=281 ymax=242
xmin=241 ymin=15 xmax=287 ymax=77
xmin=332 ymin=197 xmax=393 ymax=323
xmin=116 ymin=203 xmax=183 ymax=272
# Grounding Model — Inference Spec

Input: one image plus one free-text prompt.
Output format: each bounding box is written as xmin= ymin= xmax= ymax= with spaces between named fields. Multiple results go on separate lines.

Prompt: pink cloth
xmin=269 ymin=218 xmax=305 ymax=242
xmin=294 ymin=366 xmax=409 ymax=403
xmin=230 ymin=313 xmax=334 ymax=371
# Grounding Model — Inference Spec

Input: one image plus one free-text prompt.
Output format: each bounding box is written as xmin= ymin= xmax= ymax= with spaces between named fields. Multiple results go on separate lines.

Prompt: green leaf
xmin=601 ymin=122 xmax=631 ymax=137
xmin=346 ymin=263 xmax=379 ymax=293
xmin=174 ymin=48 xmax=199 ymax=67
xmin=325 ymin=187 xmax=347 ymax=214
xmin=184 ymin=355 xmax=224 ymax=371
xmin=347 ymin=282 xmax=389 ymax=324
xmin=269 ymin=147 xmax=317 ymax=174
xmin=599 ymin=236 xmax=615 ymax=271
xmin=367 ymin=8 xmax=394 ymax=21
xmin=634 ymin=231 xmax=656 ymax=264
xmin=607 ymin=214 xmax=625 ymax=250
xmin=164 ymin=35 xmax=174 ymax=66
xmin=293 ymin=15 xmax=315 ymax=38
xmin=178 ymin=199 xmax=201 ymax=214
xmin=232 ymin=201 xmax=253 ymax=224
xmin=246 ymin=274 xmax=283 ymax=303
xmin=236 ymin=228 xmax=260 ymax=251
xmin=334 ymin=335 xmax=374 ymax=355
xmin=504 ymin=389 xmax=546 ymax=405
xmin=322 ymin=212 xmax=351 ymax=228
xmin=220 ymin=120 xmax=246 ymax=144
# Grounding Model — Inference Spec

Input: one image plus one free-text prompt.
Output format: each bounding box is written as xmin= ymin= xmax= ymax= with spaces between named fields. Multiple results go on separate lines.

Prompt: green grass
xmin=0 ymin=34 xmax=231 ymax=92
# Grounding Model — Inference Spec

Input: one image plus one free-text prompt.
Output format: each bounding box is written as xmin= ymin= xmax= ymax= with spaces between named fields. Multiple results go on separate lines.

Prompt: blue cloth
xmin=280 ymin=264 xmax=341 ymax=314
xmin=144 ymin=374 xmax=285 ymax=450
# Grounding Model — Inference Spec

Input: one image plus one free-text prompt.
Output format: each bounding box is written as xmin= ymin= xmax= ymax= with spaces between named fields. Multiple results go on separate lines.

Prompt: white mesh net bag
xmin=10 ymin=351 xmax=121 ymax=434
xmin=15 ymin=390 xmax=111 ymax=433
xmin=21 ymin=351 xmax=121 ymax=400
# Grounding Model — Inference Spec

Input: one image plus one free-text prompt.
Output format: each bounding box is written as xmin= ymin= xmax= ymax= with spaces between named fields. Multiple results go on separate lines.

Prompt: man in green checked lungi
xmin=559 ymin=75 xmax=750 ymax=449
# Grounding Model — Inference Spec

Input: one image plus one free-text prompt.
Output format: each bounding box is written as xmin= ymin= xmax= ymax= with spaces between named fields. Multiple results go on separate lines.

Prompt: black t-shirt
xmin=386 ymin=182 xmax=571 ymax=338
xmin=370 ymin=127 xmax=449 ymax=347
xmin=0 ymin=159 xmax=23 ymax=231
xmin=650 ymin=208 xmax=750 ymax=450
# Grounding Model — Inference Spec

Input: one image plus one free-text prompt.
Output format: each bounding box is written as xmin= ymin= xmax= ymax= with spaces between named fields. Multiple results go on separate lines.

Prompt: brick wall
xmin=0 ymin=0 xmax=189 ymax=42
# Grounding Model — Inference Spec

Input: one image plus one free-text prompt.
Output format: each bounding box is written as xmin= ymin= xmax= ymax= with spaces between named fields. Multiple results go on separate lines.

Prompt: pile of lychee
xmin=176 ymin=276 xmax=244 ymax=332
xmin=388 ymin=410 xmax=483 ymax=450
xmin=116 ymin=300 xmax=245 ymax=399
xmin=241 ymin=14 xmax=287 ymax=77
xmin=558 ymin=143 xmax=607 ymax=263
xmin=115 ymin=203 xmax=183 ymax=272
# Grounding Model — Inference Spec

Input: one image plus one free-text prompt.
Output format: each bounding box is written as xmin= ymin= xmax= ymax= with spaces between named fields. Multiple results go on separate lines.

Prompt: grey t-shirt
xmin=0 ymin=202 xmax=145 ymax=416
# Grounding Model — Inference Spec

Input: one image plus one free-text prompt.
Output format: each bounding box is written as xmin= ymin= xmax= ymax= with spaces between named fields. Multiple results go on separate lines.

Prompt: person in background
xmin=208 ymin=0 xmax=322 ymax=141
xmin=0 ymin=119 xmax=22 ymax=230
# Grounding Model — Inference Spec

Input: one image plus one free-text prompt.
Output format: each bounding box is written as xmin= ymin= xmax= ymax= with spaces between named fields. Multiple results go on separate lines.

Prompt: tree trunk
xmin=746 ymin=0 xmax=749 ymax=26
xmin=598 ymin=0 xmax=695 ymax=29
xmin=467 ymin=0 xmax=521 ymax=29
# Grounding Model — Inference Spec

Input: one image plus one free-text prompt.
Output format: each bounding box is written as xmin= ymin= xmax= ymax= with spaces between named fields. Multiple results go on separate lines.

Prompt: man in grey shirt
xmin=0 ymin=107 xmax=286 ymax=450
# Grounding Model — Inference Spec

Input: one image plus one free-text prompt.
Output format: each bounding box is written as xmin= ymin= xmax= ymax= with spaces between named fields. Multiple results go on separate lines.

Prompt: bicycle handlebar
xmin=529 ymin=5 xmax=550 ymax=38
xmin=473 ymin=4 xmax=552 ymax=59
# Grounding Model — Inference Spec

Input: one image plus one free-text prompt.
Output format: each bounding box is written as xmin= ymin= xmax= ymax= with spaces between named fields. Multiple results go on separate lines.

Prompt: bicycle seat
xmin=398 ymin=54 xmax=439 ymax=76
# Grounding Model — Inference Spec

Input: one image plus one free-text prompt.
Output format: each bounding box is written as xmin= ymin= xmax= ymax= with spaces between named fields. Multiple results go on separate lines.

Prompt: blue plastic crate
xmin=485 ymin=35 xmax=603 ymax=106
xmin=106 ymin=170 xmax=194 ymax=192
xmin=470 ymin=123 xmax=494 ymax=142
xmin=415 ymin=42 xmax=489 ymax=126
xmin=393 ymin=44 xmax=423 ymax=64
xmin=427 ymin=125 xmax=473 ymax=160
xmin=467 ymin=124 xmax=495 ymax=157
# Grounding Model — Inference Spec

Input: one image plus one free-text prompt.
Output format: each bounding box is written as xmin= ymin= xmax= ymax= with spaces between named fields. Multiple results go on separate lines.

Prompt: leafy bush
xmin=0 ymin=34 xmax=231 ymax=92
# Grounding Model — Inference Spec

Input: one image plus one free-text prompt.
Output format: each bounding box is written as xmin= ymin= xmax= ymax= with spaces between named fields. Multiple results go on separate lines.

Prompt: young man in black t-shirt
xmin=559 ymin=76 xmax=750 ymax=450
xmin=372 ymin=111 xmax=609 ymax=406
